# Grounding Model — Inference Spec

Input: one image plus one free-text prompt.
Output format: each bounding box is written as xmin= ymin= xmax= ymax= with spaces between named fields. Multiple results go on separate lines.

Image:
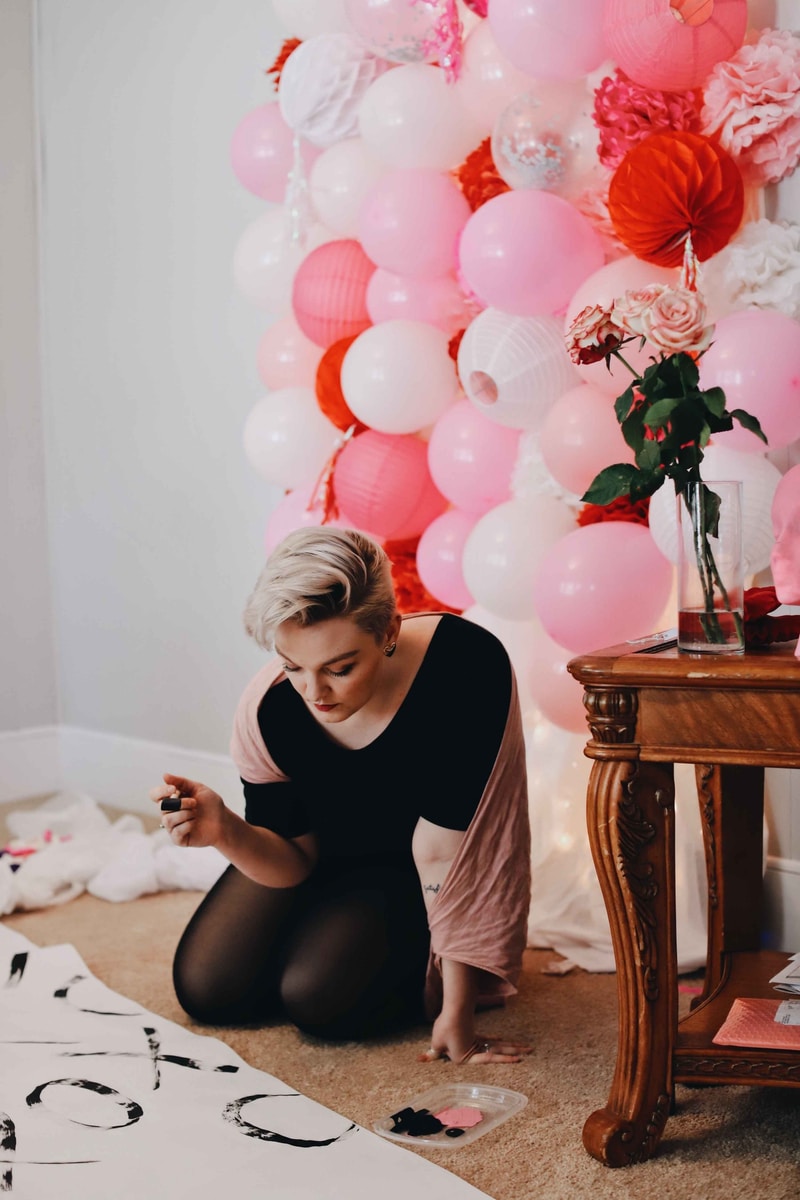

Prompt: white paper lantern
xmin=457 ymin=309 xmax=580 ymax=431
xmin=647 ymin=445 xmax=783 ymax=575
xmin=279 ymin=33 xmax=390 ymax=149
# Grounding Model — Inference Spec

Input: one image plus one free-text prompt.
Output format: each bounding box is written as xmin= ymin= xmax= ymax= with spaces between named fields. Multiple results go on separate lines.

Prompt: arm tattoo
xmin=423 ymin=883 xmax=441 ymax=895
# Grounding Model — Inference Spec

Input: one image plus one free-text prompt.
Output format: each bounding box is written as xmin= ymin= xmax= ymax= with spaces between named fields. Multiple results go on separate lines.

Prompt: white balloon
xmin=358 ymin=63 xmax=484 ymax=170
xmin=279 ymin=33 xmax=390 ymax=149
xmin=272 ymin=0 xmax=350 ymax=37
xmin=309 ymin=138 xmax=386 ymax=237
xmin=454 ymin=19 xmax=538 ymax=136
xmin=242 ymin=387 xmax=341 ymax=490
xmin=647 ymin=445 xmax=783 ymax=576
xmin=341 ymin=319 xmax=460 ymax=434
xmin=458 ymin=309 xmax=580 ymax=430
xmin=232 ymin=210 xmax=333 ymax=313
xmin=462 ymin=496 xmax=576 ymax=620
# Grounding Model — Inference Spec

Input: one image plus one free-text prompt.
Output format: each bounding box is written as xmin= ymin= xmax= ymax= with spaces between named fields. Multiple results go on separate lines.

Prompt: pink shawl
xmin=229 ymin=632 xmax=531 ymax=1021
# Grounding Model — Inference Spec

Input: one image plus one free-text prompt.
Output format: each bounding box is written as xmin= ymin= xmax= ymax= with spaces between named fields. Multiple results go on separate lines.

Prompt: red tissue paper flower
xmin=593 ymin=68 xmax=702 ymax=171
xmin=608 ymin=130 xmax=744 ymax=267
xmin=454 ymin=138 xmax=510 ymax=212
xmin=577 ymin=495 xmax=651 ymax=528
xmin=266 ymin=37 xmax=302 ymax=90
xmin=743 ymin=586 xmax=800 ymax=647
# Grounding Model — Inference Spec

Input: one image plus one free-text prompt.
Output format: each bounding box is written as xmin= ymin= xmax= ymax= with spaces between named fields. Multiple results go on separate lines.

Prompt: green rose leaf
xmin=730 ymin=408 xmax=768 ymax=443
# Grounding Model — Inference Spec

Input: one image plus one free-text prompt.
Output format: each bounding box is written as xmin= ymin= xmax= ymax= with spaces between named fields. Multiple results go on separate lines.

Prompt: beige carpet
xmin=2 ymin=801 xmax=799 ymax=1199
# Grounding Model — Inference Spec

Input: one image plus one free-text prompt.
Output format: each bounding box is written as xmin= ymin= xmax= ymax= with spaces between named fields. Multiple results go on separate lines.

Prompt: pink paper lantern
xmin=291 ymin=238 xmax=375 ymax=349
xmin=333 ymin=430 xmax=448 ymax=541
xmin=603 ymin=0 xmax=747 ymax=93
xmin=415 ymin=509 xmax=477 ymax=610
xmin=229 ymin=103 xmax=320 ymax=203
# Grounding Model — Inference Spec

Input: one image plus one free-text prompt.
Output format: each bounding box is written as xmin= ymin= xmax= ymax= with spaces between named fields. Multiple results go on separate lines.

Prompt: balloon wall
xmin=230 ymin=2 xmax=800 ymax=967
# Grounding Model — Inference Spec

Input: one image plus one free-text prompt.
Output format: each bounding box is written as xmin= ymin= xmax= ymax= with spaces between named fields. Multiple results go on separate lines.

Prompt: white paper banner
xmin=0 ymin=927 xmax=490 ymax=1200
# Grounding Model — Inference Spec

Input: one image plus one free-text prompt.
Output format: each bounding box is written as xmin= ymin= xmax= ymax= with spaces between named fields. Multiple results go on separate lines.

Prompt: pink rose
xmin=611 ymin=285 xmax=669 ymax=337
xmin=700 ymin=28 xmax=800 ymax=187
xmin=565 ymin=304 xmax=626 ymax=365
xmin=636 ymin=288 xmax=714 ymax=356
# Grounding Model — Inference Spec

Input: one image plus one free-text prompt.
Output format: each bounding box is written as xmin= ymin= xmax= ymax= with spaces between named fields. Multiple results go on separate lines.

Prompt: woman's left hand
xmin=418 ymin=1014 xmax=531 ymax=1065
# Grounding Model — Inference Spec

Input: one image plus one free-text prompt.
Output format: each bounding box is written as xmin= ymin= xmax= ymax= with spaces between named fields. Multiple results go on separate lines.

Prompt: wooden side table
xmin=567 ymin=635 xmax=800 ymax=1167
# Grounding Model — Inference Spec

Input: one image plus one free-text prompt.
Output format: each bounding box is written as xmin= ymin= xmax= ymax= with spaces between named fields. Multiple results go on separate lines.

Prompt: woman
xmin=153 ymin=528 xmax=532 ymax=1064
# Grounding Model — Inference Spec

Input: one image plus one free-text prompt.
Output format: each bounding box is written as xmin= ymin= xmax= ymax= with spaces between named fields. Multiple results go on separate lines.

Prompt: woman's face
xmin=274 ymin=615 xmax=394 ymax=725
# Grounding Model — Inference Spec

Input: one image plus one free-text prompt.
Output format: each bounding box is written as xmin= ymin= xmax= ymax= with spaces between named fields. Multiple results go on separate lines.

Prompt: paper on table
xmin=712 ymin=997 xmax=800 ymax=1051
xmin=769 ymin=952 xmax=800 ymax=994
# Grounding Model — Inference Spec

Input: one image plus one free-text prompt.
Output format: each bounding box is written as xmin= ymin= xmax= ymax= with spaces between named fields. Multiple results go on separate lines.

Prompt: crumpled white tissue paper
xmin=0 ymin=792 xmax=226 ymax=915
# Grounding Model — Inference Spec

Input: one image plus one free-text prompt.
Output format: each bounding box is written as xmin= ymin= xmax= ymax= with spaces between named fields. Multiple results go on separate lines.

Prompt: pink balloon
xmin=427 ymin=399 xmax=520 ymax=514
xmin=264 ymin=486 xmax=346 ymax=556
xmin=489 ymin=0 xmax=610 ymax=81
xmin=230 ymin=103 xmax=320 ymax=203
xmin=564 ymin=256 xmax=681 ymax=396
xmin=525 ymin=623 xmax=587 ymax=733
xmin=532 ymin=522 xmax=673 ymax=653
xmin=291 ymin=239 xmax=375 ymax=348
xmin=333 ymin=430 xmax=448 ymax=540
xmin=415 ymin=509 xmax=477 ymax=610
xmin=256 ymin=316 xmax=324 ymax=390
xmin=700 ymin=310 xmax=800 ymax=454
xmin=604 ymin=0 xmax=747 ymax=92
xmin=539 ymin=383 xmax=634 ymax=497
xmin=358 ymin=168 xmax=471 ymax=279
xmin=772 ymin=463 xmax=800 ymax=529
xmin=366 ymin=269 xmax=478 ymax=336
xmin=458 ymin=189 xmax=604 ymax=317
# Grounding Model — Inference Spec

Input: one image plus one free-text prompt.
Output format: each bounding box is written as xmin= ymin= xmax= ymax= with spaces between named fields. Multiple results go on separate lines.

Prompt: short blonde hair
xmin=243 ymin=527 xmax=397 ymax=651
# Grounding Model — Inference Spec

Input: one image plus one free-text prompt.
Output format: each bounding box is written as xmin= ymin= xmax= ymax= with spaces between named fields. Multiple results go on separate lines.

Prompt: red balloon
xmin=608 ymin=131 xmax=744 ymax=267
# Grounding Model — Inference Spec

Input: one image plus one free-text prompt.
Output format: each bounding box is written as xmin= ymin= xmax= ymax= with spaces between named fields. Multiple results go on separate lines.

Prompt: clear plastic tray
xmin=372 ymin=1082 xmax=528 ymax=1148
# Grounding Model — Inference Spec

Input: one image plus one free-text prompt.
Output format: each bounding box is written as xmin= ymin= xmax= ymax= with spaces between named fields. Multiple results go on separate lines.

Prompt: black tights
xmin=172 ymin=859 xmax=431 ymax=1041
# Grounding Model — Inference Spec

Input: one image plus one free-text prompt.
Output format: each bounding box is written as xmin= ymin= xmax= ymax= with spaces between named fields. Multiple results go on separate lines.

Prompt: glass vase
xmin=677 ymin=480 xmax=744 ymax=654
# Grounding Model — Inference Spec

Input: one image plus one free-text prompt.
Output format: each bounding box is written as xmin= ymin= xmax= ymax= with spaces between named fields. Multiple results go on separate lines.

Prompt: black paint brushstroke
xmin=53 ymin=974 xmax=139 ymax=1016
xmin=25 ymin=1079 xmax=144 ymax=1128
xmin=61 ymin=1025 xmax=239 ymax=1089
xmin=223 ymin=1094 xmax=357 ymax=1148
xmin=5 ymin=955 xmax=27 ymax=988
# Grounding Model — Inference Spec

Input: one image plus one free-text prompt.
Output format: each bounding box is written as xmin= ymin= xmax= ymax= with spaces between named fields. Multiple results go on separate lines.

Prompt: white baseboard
xmin=764 ymin=856 xmax=800 ymax=952
xmin=0 ymin=725 xmax=244 ymax=816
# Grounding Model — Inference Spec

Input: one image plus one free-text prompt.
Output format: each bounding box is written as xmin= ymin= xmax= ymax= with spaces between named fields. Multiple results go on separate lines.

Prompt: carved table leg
xmin=693 ymin=764 xmax=765 ymax=1007
xmin=582 ymin=755 xmax=677 ymax=1166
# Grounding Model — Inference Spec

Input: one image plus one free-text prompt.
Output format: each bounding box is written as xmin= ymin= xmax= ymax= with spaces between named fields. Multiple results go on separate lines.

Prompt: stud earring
xmin=384 ymin=642 xmax=397 ymax=657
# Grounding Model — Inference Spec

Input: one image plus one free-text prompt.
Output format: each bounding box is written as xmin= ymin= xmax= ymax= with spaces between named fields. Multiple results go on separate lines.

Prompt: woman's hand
xmin=150 ymin=773 xmax=227 ymax=849
xmin=418 ymin=1012 xmax=531 ymax=1065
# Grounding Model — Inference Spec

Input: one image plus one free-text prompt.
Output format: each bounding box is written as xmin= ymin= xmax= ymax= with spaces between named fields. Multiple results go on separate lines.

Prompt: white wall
xmin=0 ymin=0 xmax=57 ymax=733
xmin=33 ymin=0 xmax=287 ymax=758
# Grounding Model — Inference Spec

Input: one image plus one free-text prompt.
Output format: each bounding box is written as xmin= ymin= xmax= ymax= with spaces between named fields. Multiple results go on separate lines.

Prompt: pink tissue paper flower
xmin=593 ymin=68 xmax=702 ymax=171
xmin=700 ymin=27 xmax=800 ymax=187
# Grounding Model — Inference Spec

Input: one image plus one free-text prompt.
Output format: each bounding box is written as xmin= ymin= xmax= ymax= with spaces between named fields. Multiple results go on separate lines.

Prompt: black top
xmin=243 ymin=614 xmax=512 ymax=864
